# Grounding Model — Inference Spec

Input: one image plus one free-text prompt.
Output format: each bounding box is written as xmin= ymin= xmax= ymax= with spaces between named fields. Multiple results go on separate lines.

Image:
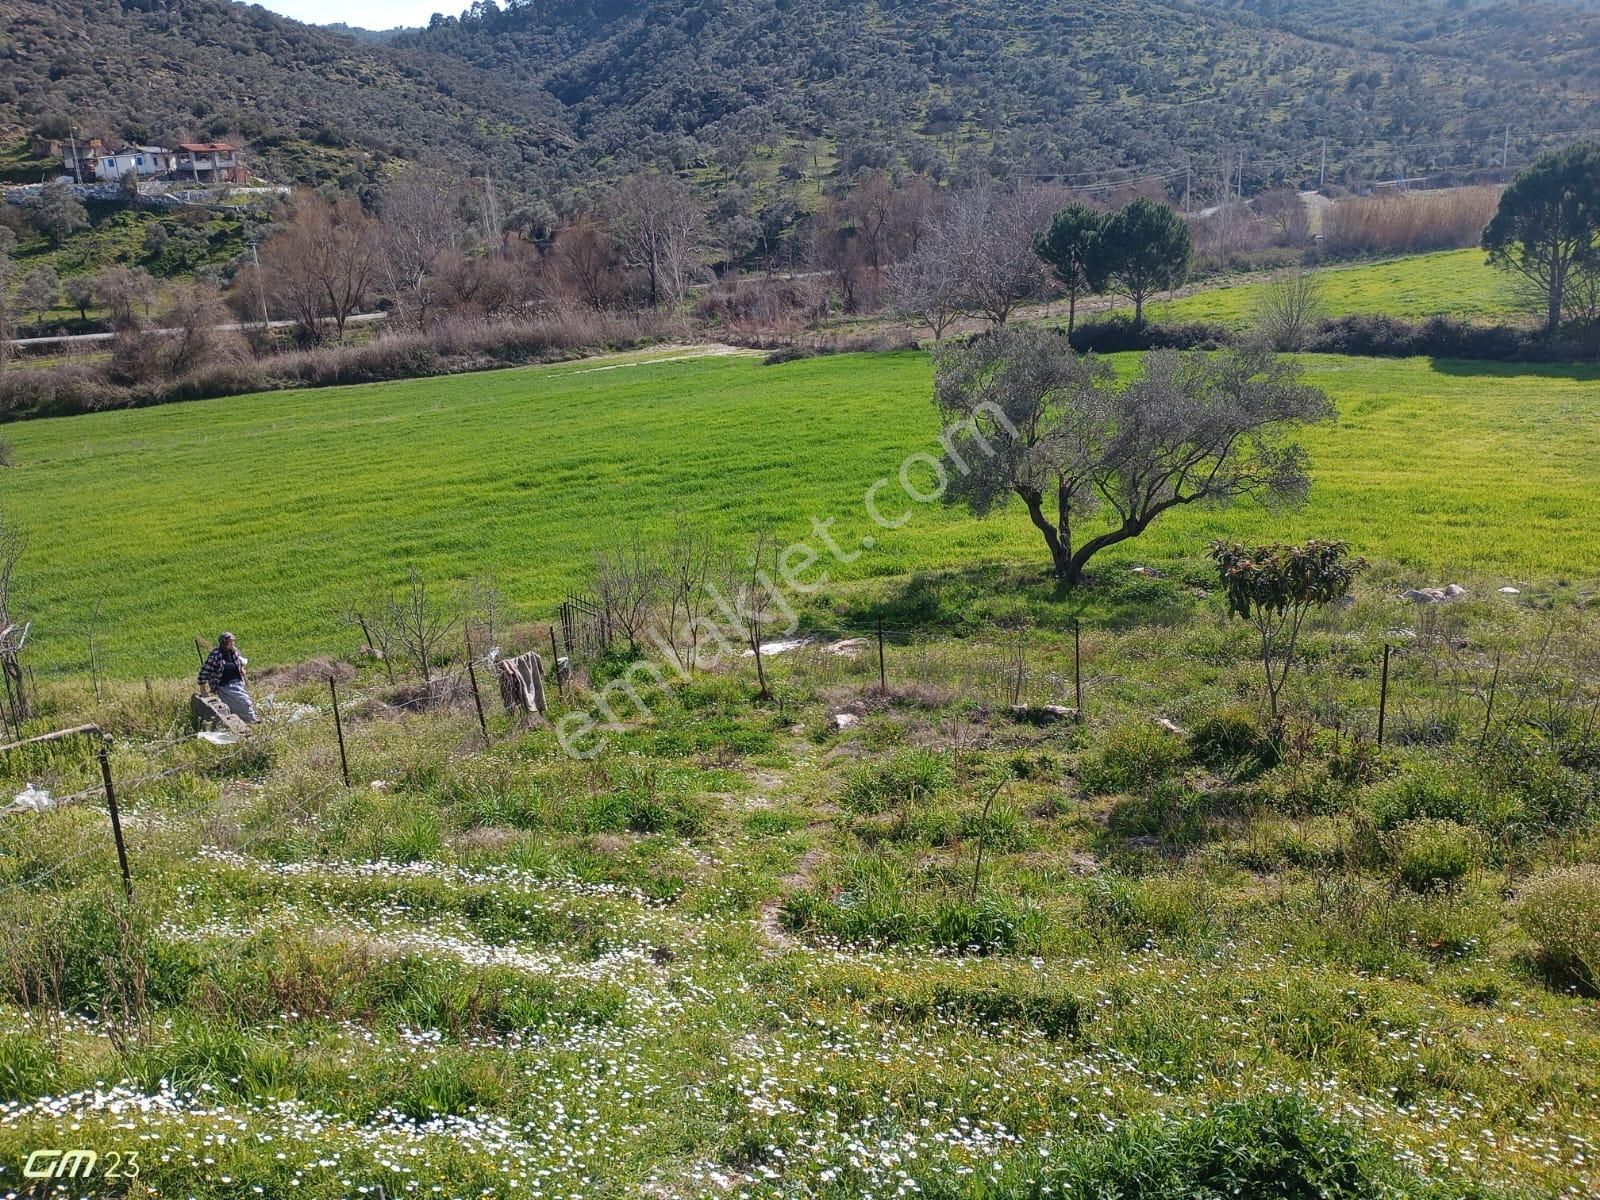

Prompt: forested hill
xmin=3 ymin=0 xmax=1599 ymax=206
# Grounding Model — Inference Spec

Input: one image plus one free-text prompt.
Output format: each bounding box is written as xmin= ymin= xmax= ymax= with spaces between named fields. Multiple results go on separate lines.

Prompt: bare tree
xmin=592 ymin=536 xmax=662 ymax=654
xmin=934 ymin=328 xmax=1336 ymax=588
xmin=660 ymin=516 xmax=717 ymax=673
xmin=384 ymin=569 xmax=457 ymax=684
xmin=1255 ymin=188 xmax=1312 ymax=247
xmin=946 ymin=184 xmax=1057 ymax=326
xmin=551 ymin=213 xmax=622 ymax=309
xmin=378 ymin=164 xmax=466 ymax=326
xmin=809 ymin=195 xmax=869 ymax=312
xmin=260 ymin=195 xmax=380 ymax=341
xmin=161 ymin=280 xmax=244 ymax=376
xmin=888 ymin=224 xmax=966 ymax=339
xmin=94 ymin=266 xmax=156 ymax=331
xmin=608 ymin=172 xmax=706 ymax=308
xmin=1253 ymin=267 xmax=1327 ymax=351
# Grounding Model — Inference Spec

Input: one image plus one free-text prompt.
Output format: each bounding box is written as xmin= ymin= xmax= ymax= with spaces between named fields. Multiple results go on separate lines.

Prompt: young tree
xmin=94 ymin=265 xmax=156 ymax=330
xmin=0 ymin=248 xmax=11 ymax=371
xmin=64 ymin=275 xmax=96 ymax=323
xmin=31 ymin=180 xmax=87 ymax=246
xmin=1098 ymin=197 xmax=1193 ymax=327
xmin=1483 ymin=142 xmax=1600 ymax=333
xmin=1034 ymin=202 xmax=1106 ymax=336
xmin=1253 ymin=266 xmax=1327 ymax=351
xmin=933 ymin=328 xmax=1334 ymax=588
xmin=383 ymin=569 xmax=457 ymax=685
xmin=809 ymin=195 xmax=868 ymax=312
xmin=1210 ymin=539 xmax=1366 ymax=720
xmin=16 ymin=266 xmax=60 ymax=327
xmin=160 ymin=280 xmax=241 ymax=377
xmin=260 ymin=195 xmax=380 ymax=341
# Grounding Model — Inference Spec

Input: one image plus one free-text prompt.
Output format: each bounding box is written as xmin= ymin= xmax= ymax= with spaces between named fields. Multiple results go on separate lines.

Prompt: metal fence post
xmin=97 ymin=740 xmax=133 ymax=899
xmin=1377 ymin=643 xmax=1392 ymax=748
xmin=329 ymin=675 xmax=351 ymax=788
xmin=465 ymin=646 xmax=490 ymax=741
xmin=877 ymin=617 xmax=887 ymax=691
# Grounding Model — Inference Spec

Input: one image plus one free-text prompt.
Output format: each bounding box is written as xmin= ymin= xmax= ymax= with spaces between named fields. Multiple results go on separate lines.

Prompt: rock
xmin=1188 ymin=587 xmax=1210 ymax=599
xmin=1498 ymin=586 xmax=1521 ymax=596
xmin=832 ymin=712 xmax=860 ymax=731
xmin=1442 ymin=583 xmax=1468 ymax=598
xmin=1404 ymin=584 xmax=1467 ymax=604
xmin=1130 ymin=566 xmax=1165 ymax=579
xmin=1009 ymin=704 xmax=1080 ymax=725
xmin=1154 ymin=717 xmax=1186 ymax=737
xmin=191 ymin=692 xmax=248 ymax=735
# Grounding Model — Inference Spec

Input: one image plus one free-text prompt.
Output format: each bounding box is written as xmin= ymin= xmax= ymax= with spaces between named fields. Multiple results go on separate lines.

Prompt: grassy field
xmin=1145 ymin=249 xmax=1521 ymax=329
xmin=0 ymin=572 xmax=1596 ymax=1197
xmin=3 ymin=347 xmax=1598 ymax=676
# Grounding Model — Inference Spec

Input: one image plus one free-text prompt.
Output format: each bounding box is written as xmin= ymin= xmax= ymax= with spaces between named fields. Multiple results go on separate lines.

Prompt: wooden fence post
xmin=328 ymin=676 xmax=351 ymax=788
xmin=97 ymin=740 xmax=133 ymax=899
xmin=877 ymin=617 xmax=887 ymax=692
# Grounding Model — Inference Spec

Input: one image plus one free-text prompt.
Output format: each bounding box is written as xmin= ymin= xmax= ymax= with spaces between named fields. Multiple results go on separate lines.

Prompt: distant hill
xmin=1 ymin=0 xmax=1597 ymax=206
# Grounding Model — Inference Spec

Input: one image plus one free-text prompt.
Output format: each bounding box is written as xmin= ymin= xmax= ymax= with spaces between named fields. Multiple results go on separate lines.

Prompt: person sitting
xmin=198 ymin=631 xmax=259 ymax=724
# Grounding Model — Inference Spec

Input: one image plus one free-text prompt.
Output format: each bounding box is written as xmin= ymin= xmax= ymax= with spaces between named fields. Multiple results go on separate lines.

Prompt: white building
xmin=92 ymin=146 xmax=175 ymax=183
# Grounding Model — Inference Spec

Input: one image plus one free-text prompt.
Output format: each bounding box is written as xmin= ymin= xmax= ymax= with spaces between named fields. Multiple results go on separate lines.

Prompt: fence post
xmin=549 ymin=625 xmax=563 ymax=697
xmin=328 ymin=675 xmax=351 ymax=788
xmin=876 ymin=617 xmax=887 ymax=692
xmin=97 ymin=739 xmax=133 ymax=899
xmin=465 ymin=645 xmax=490 ymax=741
xmin=1377 ymin=643 xmax=1392 ymax=748
xmin=193 ymin=636 xmax=207 ymax=667
xmin=1073 ymin=618 xmax=1083 ymax=712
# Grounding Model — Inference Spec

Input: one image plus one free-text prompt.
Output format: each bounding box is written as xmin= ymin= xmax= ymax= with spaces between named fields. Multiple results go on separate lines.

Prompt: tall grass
xmin=1321 ymin=186 xmax=1501 ymax=257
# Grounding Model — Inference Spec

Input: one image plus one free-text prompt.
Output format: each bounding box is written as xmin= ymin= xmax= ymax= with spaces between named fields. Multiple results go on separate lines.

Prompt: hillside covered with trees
xmin=2 ymin=0 xmax=1598 ymax=206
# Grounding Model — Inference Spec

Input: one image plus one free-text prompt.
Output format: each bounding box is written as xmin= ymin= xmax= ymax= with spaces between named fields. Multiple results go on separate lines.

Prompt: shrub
xmin=1080 ymin=722 xmax=1187 ymax=795
xmin=1107 ymin=779 xmax=1211 ymax=846
xmin=842 ymin=748 xmax=953 ymax=813
xmin=1049 ymin=1094 xmax=1455 ymax=1198
xmin=1068 ymin=314 xmax=1234 ymax=354
xmin=1363 ymin=757 xmax=1512 ymax=832
xmin=1188 ymin=704 xmax=1267 ymax=769
xmin=1387 ymin=818 xmax=1477 ymax=892
xmin=1518 ymin=864 xmax=1600 ymax=993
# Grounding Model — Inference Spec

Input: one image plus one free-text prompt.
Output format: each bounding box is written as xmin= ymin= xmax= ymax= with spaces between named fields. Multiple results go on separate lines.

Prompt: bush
xmin=1363 ymin=757 xmax=1513 ymax=832
xmin=1050 ymin=1094 xmax=1459 ymax=1198
xmin=1106 ymin=779 xmax=1211 ymax=846
xmin=1518 ymin=864 xmax=1600 ymax=993
xmin=1387 ymin=818 xmax=1477 ymax=892
xmin=1080 ymin=722 xmax=1188 ymax=795
xmin=842 ymin=748 xmax=953 ymax=813
xmin=1068 ymin=314 xmax=1234 ymax=354
xmin=1304 ymin=313 xmax=1593 ymax=363
xmin=1188 ymin=704 xmax=1267 ymax=769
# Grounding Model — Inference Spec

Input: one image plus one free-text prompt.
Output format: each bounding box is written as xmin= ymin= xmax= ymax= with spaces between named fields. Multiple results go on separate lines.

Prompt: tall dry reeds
xmin=1320 ymin=186 xmax=1501 ymax=257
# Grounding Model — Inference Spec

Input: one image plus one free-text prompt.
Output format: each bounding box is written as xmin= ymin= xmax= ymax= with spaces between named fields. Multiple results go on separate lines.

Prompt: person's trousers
xmin=217 ymin=682 xmax=260 ymax=724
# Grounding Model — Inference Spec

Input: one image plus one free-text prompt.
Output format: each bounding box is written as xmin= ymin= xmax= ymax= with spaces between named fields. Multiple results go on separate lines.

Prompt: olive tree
xmin=933 ymin=327 xmax=1335 ymax=589
xmin=1210 ymin=539 xmax=1366 ymax=720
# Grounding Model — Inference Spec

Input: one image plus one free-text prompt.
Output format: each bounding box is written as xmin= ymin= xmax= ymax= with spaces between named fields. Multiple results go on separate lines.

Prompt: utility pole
xmin=1319 ymin=138 xmax=1327 ymax=189
xmin=1236 ymin=147 xmax=1244 ymax=204
xmin=1184 ymin=159 xmax=1191 ymax=214
xmin=1503 ymin=124 xmax=1512 ymax=175
xmin=68 ymin=123 xmax=83 ymax=184
xmin=251 ymin=241 xmax=269 ymax=331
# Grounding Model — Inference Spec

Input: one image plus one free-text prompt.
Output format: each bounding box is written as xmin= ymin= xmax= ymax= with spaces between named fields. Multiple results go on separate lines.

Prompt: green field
xmin=1146 ymin=249 xmax=1522 ymax=329
xmin=4 ymin=346 xmax=1598 ymax=675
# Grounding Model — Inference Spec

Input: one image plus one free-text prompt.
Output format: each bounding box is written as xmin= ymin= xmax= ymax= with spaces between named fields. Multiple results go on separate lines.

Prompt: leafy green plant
xmin=1080 ymin=722 xmax=1187 ymax=795
xmin=1211 ymin=539 xmax=1367 ymax=720
xmin=1387 ymin=818 xmax=1477 ymax=892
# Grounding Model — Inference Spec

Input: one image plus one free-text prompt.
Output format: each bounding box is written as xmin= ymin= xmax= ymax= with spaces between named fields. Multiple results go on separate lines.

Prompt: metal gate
xmin=559 ymin=594 xmax=611 ymax=661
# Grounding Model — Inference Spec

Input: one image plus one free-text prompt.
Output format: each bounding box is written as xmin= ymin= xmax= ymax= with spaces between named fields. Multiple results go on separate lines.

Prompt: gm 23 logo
xmin=23 ymin=1148 xmax=141 ymax=1179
